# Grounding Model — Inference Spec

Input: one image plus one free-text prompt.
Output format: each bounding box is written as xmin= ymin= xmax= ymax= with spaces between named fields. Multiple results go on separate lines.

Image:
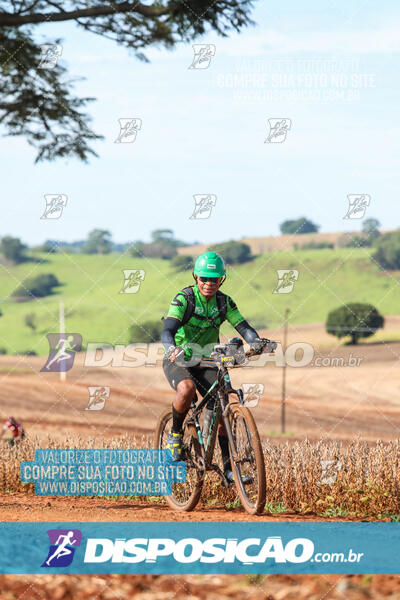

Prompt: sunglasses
xmin=198 ymin=276 xmax=221 ymax=283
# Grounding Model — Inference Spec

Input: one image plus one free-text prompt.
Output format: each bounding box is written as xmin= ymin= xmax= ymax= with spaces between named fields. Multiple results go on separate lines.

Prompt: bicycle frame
xmin=183 ymin=359 xmax=246 ymax=482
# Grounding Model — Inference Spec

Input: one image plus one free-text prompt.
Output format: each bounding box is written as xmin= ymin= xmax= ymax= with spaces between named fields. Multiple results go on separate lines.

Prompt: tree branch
xmin=0 ymin=2 xmax=169 ymax=26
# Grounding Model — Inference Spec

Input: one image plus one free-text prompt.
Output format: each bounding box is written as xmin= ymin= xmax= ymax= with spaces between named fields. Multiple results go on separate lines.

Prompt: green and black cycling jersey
xmin=161 ymin=283 xmax=259 ymax=361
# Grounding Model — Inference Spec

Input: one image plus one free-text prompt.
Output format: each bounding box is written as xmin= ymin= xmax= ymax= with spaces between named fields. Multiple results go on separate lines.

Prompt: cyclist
xmin=0 ymin=416 xmax=25 ymax=446
xmin=161 ymin=250 xmax=270 ymax=483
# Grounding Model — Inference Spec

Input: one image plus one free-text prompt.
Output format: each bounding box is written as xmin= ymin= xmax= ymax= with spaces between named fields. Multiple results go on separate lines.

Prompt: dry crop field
xmin=2 ymin=574 xmax=400 ymax=600
xmin=1 ymin=323 xmax=400 ymax=521
xmin=1 ymin=322 xmax=400 ymax=444
xmin=2 ymin=433 xmax=400 ymax=521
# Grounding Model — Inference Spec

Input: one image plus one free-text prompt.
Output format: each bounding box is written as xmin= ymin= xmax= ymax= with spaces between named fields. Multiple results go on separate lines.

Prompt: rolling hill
xmin=0 ymin=247 xmax=399 ymax=354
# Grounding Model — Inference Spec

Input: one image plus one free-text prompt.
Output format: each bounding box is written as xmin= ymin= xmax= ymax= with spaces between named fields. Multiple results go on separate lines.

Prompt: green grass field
xmin=0 ymin=248 xmax=399 ymax=355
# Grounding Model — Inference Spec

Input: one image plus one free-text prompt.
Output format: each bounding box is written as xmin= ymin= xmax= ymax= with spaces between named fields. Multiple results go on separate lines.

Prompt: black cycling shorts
xmin=163 ymin=356 xmax=218 ymax=407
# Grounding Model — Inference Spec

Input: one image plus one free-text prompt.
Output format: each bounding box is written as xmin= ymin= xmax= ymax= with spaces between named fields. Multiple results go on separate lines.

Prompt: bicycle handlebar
xmin=197 ymin=341 xmax=278 ymax=368
xmin=168 ymin=339 xmax=278 ymax=367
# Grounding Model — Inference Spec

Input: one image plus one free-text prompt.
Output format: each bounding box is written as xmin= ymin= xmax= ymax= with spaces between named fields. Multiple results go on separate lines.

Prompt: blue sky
xmin=2 ymin=0 xmax=400 ymax=245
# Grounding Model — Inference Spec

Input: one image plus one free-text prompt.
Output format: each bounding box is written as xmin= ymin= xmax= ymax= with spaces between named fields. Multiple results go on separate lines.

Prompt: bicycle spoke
xmin=156 ymin=411 xmax=203 ymax=510
xmin=228 ymin=406 xmax=266 ymax=514
xmin=233 ymin=416 xmax=258 ymax=503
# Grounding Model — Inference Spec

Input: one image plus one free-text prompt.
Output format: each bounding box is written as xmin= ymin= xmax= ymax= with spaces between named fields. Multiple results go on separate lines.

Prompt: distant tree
xmin=36 ymin=273 xmax=59 ymax=289
xmin=145 ymin=242 xmax=177 ymax=259
xmin=38 ymin=241 xmax=58 ymax=253
xmin=171 ymin=255 xmax=194 ymax=272
xmin=0 ymin=236 xmax=28 ymax=264
xmin=337 ymin=234 xmax=371 ymax=249
xmin=299 ymin=241 xmax=334 ymax=250
xmin=43 ymin=239 xmax=86 ymax=253
xmin=12 ymin=273 xmax=61 ymax=299
xmin=337 ymin=219 xmax=381 ymax=249
xmin=372 ymin=230 xmax=400 ymax=270
xmin=151 ymin=229 xmax=174 ymax=244
xmin=150 ymin=229 xmax=189 ymax=248
xmin=280 ymin=218 xmax=320 ymax=235
xmin=34 ymin=240 xmax=87 ymax=254
xmin=362 ymin=218 xmax=380 ymax=233
xmin=129 ymin=320 xmax=163 ymax=343
xmin=362 ymin=218 xmax=381 ymax=242
xmin=83 ymin=229 xmax=112 ymax=254
xmin=24 ymin=312 xmax=37 ymax=331
xmin=129 ymin=240 xmax=176 ymax=259
xmin=111 ymin=242 xmax=131 ymax=253
xmin=130 ymin=241 xmax=144 ymax=258
xmin=209 ymin=241 xmax=252 ymax=264
xmin=326 ymin=303 xmax=384 ymax=345
xmin=130 ymin=231 xmax=191 ymax=258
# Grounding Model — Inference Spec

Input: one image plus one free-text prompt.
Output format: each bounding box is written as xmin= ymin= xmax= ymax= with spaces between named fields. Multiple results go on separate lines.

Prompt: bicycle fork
xmin=220 ymin=401 xmax=240 ymax=466
xmin=214 ymin=390 xmax=244 ymax=487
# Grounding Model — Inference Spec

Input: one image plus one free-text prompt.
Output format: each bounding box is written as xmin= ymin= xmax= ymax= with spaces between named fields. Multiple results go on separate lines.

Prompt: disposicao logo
xmin=83 ymin=536 xmax=314 ymax=565
xmin=41 ymin=529 xmax=82 ymax=567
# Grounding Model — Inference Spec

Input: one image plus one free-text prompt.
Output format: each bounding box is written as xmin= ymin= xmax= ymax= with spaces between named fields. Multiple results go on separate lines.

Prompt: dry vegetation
xmin=1 ymin=573 xmax=400 ymax=600
xmin=2 ymin=574 xmax=400 ymax=600
xmin=2 ymin=435 xmax=400 ymax=518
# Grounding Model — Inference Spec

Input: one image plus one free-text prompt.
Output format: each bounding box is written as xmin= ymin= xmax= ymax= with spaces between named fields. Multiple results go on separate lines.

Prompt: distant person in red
xmin=0 ymin=416 xmax=25 ymax=446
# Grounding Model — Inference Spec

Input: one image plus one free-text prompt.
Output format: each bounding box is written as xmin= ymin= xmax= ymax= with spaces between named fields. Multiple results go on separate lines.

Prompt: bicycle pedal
xmin=221 ymin=474 xmax=233 ymax=488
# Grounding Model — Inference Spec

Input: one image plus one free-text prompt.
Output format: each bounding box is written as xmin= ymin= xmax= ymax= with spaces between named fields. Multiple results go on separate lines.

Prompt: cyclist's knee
xmin=176 ymin=379 xmax=196 ymax=403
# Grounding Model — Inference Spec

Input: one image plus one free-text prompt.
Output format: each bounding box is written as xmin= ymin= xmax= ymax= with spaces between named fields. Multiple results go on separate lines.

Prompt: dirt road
xmin=0 ymin=491 xmax=378 ymax=522
xmin=2 ymin=573 xmax=400 ymax=600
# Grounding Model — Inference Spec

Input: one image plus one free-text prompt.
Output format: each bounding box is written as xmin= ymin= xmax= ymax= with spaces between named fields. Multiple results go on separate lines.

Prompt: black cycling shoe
xmin=224 ymin=469 xmax=253 ymax=485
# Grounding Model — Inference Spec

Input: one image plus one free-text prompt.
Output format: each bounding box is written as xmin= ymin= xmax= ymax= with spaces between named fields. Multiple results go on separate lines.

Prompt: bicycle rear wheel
xmin=154 ymin=408 xmax=204 ymax=512
xmin=227 ymin=404 xmax=266 ymax=515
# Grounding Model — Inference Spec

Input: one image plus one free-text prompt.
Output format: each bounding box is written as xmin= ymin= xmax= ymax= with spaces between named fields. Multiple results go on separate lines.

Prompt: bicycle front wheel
xmin=227 ymin=404 xmax=266 ymax=515
xmin=154 ymin=408 xmax=204 ymax=512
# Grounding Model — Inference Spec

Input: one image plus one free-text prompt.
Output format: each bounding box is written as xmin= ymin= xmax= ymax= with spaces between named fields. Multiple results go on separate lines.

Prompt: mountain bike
xmin=155 ymin=338 xmax=277 ymax=515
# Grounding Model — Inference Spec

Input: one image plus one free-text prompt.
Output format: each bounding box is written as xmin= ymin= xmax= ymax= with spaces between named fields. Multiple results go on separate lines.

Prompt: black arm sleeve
xmin=235 ymin=320 xmax=260 ymax=344
xmin=161 ymin=317 xmax=181 ymax=351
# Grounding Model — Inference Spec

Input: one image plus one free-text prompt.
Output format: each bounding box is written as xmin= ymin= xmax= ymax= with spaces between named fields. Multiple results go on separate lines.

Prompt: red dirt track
xmin=0 ymin=491 xmax=378 ymax=523
xmin=2 ymin=574 xmax=400 ymax=600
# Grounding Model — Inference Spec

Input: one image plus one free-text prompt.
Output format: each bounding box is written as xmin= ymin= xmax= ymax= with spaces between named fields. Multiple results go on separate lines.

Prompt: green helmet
xmin=193 ymin=251 xmax=226 ymax=277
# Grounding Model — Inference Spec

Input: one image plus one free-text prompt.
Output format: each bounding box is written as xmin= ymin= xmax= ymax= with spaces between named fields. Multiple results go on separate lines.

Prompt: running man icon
xmin=85 ymin=386 xmax=110 ymax=410
xmin=40 ymin=194 xmax=67 ymax=219
xmin=274 ymin=269 xmax=299 ymax=294
xmin=188 ymin=44 xmax=216 ymax=69
xmin=265 ymin=118 xmax=292 ymax=143
xmin=41 ymin=333 xmax=82 ymax=372
xmin=45 ymin=336 xmax=76 ymax=370
xmin=343 ymin=194 xmax=371 ymax=219
xmin=41 ymin=529 xmax=82 ymax=568
xmin=189 ymin=194 xmax=217 ymax=220
xmin=46 ymin=531 xmax=76 ymax=566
